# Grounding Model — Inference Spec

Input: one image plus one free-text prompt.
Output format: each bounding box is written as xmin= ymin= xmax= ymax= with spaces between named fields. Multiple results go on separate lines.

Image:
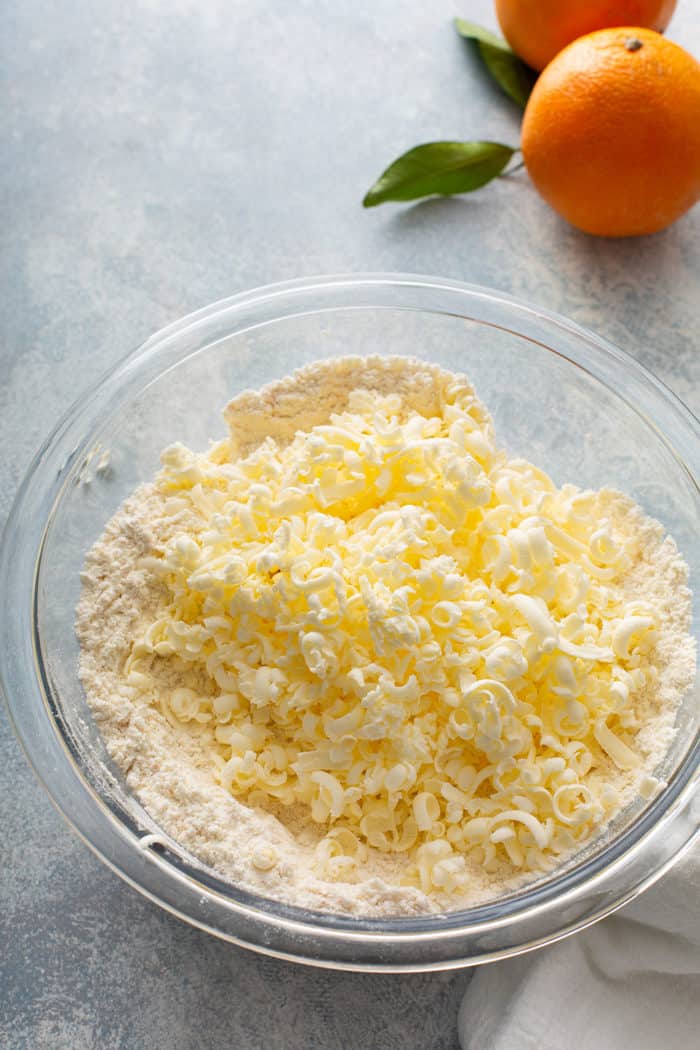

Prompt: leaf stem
xmin=502 ymin=158 xmax=525 ymax=175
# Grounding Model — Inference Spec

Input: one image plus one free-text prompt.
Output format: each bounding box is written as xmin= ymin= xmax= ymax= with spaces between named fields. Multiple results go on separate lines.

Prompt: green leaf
xmin=454 ymin=18 xmax=537 ymax=108
xmin=363 ymin=141 xmax=517 ymax=208
xmin=454 ymin=18 xmax=509 ymax=51
xmin=478 ymin=42 xmax=537 ymax=108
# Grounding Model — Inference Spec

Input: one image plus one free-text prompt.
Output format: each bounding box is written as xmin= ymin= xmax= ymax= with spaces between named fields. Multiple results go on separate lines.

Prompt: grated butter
xmin=77 ymin=357 xmax=695 ymax=914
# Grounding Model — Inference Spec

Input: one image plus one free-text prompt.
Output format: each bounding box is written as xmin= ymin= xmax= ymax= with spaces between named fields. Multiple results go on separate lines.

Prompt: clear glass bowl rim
xmin=1 ymin=272 xmax=698 ymax=972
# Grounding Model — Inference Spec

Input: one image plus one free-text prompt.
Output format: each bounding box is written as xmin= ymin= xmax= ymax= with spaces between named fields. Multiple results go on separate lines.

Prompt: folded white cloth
xmin=458 ymin=843 xmax=700 ymax=1050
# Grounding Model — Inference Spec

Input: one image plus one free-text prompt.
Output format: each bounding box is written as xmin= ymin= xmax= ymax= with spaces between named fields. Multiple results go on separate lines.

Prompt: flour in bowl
xmin=76 ymin=357 xmax=695 ymax=916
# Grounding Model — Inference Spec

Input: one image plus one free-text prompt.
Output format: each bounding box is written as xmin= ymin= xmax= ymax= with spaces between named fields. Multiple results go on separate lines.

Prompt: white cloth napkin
xmin=458 ymin=844 xmax=700 ymax=1050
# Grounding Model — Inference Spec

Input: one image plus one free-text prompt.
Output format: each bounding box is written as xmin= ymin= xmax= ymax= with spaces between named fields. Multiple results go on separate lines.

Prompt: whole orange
xmin=495 ymin=0 xmax=677 ymax=71
xmin=521 ymin=28 xmax=700 ymax=237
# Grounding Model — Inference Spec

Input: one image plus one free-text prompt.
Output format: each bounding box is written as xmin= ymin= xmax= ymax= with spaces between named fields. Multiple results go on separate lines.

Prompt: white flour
xmin=76 ymin=357 xmax=695 ymax=916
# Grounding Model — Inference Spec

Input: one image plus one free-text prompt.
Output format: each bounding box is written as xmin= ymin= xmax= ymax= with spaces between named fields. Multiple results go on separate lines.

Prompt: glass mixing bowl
xmin=1 ymin=274 xmax=698 ymax=971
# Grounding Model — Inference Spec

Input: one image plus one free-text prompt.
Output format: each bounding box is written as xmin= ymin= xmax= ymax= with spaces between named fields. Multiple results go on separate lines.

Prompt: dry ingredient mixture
xmin=77 ymin=357 xmax=695 ymax=916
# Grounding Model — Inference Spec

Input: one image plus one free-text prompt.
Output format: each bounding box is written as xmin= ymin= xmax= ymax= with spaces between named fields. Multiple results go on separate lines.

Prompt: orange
xmin=521 ymin=28 xmax=700 ymax=237
xmin=495 ymin=0 xmax=677 ymax=71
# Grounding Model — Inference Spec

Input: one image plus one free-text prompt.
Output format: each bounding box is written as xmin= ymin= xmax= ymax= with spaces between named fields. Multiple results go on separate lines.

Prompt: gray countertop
xmin=2 ymin=2 xmax=698 ymax=1047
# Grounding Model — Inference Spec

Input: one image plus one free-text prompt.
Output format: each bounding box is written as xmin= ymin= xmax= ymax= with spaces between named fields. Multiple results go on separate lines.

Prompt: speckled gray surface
xmin=1 ymin=2 xmax=698 ymax=1047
